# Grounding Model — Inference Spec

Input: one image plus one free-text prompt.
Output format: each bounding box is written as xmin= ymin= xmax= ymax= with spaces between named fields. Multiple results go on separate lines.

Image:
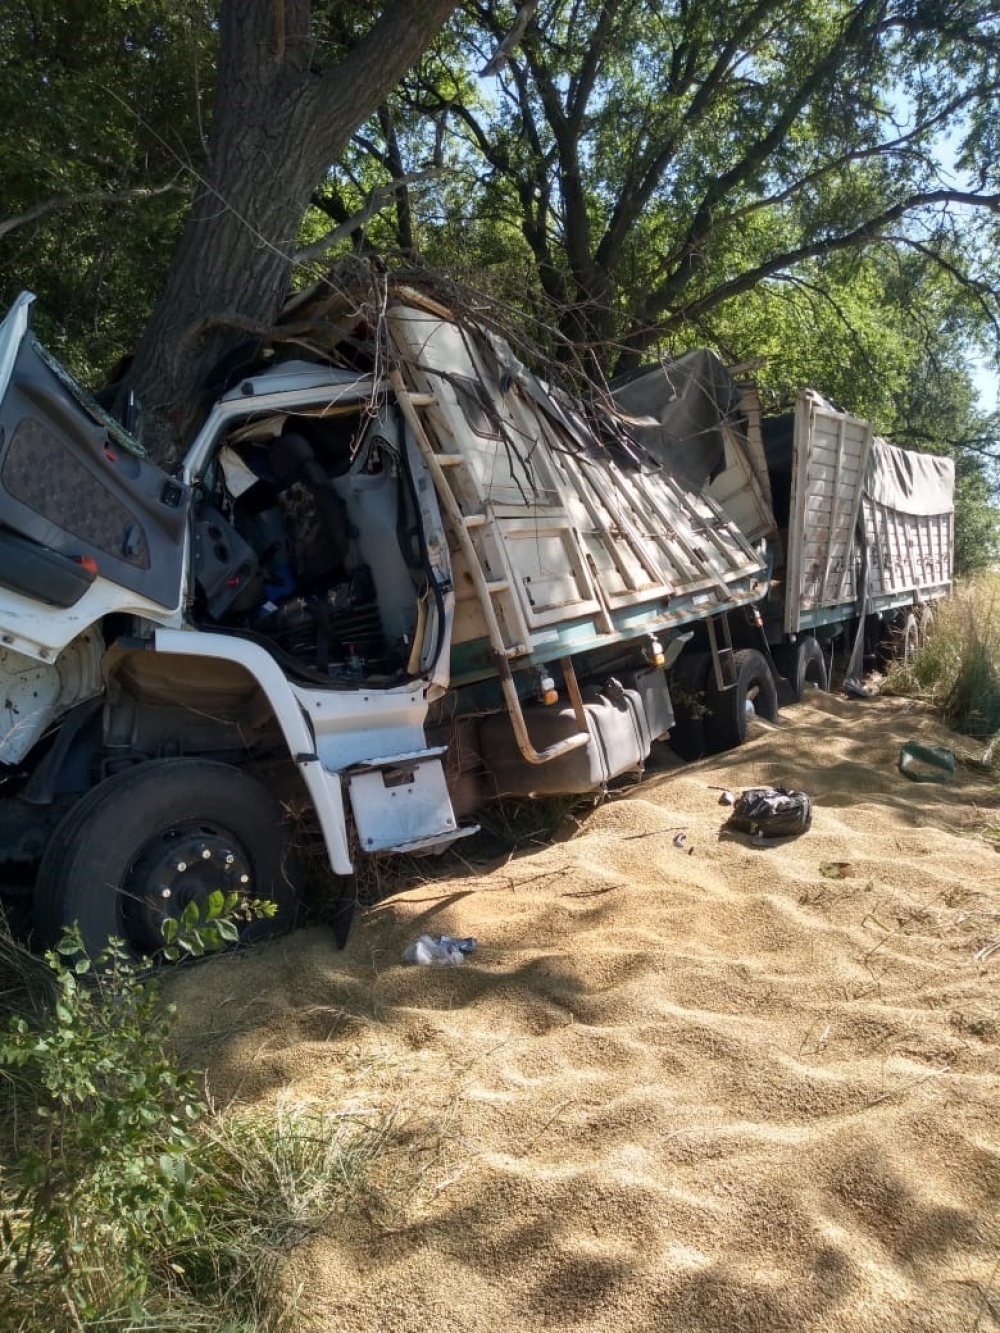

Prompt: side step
xmin=368 ymin=825 xmax=481 ymax=857
xmin=342 ymin=751 xmax=477 ymax=856
xmin=344 ymin=746 xmax=448 ymax=775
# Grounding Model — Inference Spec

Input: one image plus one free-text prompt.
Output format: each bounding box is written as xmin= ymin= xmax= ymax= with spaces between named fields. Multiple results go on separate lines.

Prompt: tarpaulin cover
xmin=611 ymin=350 xmax=741 ymax=492
xmin=864 ymin=438 xmax=954 ymax=517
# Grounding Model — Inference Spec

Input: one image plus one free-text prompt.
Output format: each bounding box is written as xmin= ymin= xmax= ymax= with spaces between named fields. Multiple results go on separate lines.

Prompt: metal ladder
xmin=389 ymin=368 xmax=591 ymax=767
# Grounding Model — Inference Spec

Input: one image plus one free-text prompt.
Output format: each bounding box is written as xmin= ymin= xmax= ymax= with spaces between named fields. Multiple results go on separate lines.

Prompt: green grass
xmin=884 ymin=575 xmax=1000 ymax=743
xmin=0 ymin=920 xmax=407 ymax=1333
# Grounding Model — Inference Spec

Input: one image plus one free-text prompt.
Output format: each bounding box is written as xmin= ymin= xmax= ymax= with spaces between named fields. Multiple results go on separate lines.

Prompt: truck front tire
xmin=34 ymin=759 xmax=300 ymax=961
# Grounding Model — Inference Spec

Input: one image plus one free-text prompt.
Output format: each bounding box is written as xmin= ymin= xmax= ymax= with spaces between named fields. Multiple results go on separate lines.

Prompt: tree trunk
xmin=124 ymin=0 xmax=458 ymax=464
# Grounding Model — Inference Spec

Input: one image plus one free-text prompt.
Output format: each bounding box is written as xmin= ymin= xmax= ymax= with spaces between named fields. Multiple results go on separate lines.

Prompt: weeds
xmin=884 ymin=576 xmax=1000 ymax=745
xmin=0 ymin=913 xmax=400 ymax=1332
xmin=0 ymin=928 xmax=210 ymax=1329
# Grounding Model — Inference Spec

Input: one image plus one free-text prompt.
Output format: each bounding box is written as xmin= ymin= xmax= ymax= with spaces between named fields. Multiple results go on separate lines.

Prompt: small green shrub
xmin=0 ymin=928 xmax=210 ymax=1328
xmin=161 ymin=889 xmax=278 ymax=960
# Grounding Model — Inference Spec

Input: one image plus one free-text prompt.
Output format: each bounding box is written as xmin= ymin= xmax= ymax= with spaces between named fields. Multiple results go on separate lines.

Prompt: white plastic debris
xmin=401 ymin=934 xmax=478 ymax=966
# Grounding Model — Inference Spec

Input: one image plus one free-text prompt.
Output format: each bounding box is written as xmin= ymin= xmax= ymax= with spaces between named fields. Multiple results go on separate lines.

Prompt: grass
xmin=883 ymin=574 xmax=1000 ymax=747
xmin=0 ymin=915 xmax=417 ymax=1333
xmin=0 ymin=907 xmax=55 ymax=1019
xmin=160 ymin=1100 xmax=406 ymax=1332
xmin=1 ymin=1100 xmax=396 ymax=1332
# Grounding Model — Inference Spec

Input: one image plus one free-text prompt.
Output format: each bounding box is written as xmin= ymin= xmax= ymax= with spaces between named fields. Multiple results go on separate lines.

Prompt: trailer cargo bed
xmin=388 ymin=301 xmax=769 ymax=681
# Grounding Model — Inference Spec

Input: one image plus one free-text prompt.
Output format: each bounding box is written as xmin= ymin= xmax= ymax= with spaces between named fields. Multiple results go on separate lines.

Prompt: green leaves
xmin=0 ymin=888 xmax=277 ymax=1316
xmin=160 ymin=891 xmax=279 ymax=960
xmin=0 ymin=1 xmax=214 ymax=378
xmin=0 ymin=924 xmax=209 ymax=1307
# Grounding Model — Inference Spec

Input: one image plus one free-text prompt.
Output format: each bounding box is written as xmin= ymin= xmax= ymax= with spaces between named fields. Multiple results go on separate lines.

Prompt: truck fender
xmin=153 ymin=628 xmax=353 ymax=875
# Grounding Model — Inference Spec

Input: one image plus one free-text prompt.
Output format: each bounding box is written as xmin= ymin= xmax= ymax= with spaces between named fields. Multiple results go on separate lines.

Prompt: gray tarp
xmin=611 ymin=350 xmax=741 ymax=492
xmin=864 ymin=438 xmax=954 ymax=517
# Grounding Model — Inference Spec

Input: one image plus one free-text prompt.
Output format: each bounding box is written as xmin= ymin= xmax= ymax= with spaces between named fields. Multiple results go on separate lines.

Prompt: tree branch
xmin=479 ymin=0 xmax=539 ymax=76
xmin=0 ymin=180 xmax=187 ymax=241
xmin=308 ymin=1 xmax=460 ymax=153
xmin=595 ymin=0 xmax=788 ymax=274
xmin=294 ymin=169 xmax=444 ymax=263
xmin=656 ymin=0 xmax=888 ymax=310
xmin=648 ymin=189 xmax=1000 ymax=331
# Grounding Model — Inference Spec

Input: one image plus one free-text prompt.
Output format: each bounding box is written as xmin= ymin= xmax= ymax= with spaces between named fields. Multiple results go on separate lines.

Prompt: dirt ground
xmin=168 ymin=692 xmax=1000 ymax=1333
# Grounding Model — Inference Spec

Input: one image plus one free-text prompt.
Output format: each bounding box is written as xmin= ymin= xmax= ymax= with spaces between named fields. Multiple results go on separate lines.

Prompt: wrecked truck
xmin=0 ymin=287 xmax=769 ymax=956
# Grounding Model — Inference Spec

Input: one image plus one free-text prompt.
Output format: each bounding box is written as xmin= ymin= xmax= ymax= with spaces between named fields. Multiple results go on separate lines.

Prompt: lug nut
xmin=201 ymin=848 xmax=212 ymax=860
xmin=239 ymin=873 xmax=250 ymax=885
xmin=176 ymin=861 xmax=187 ymax=873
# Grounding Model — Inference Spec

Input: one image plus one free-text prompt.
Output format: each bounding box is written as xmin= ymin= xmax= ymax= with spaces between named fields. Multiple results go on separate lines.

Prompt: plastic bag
xmin=401 ymin=934 xmax=478 ymax=966
xmin=897 ymin=742 xmax=955 ymax=783
xmin=727 ymin=786 xmax=812 ymax=838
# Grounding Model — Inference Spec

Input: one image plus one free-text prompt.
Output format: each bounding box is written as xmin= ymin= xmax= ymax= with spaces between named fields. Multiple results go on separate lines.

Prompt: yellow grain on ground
xmin=167 ymin=693 xmax=1000 ymax=1333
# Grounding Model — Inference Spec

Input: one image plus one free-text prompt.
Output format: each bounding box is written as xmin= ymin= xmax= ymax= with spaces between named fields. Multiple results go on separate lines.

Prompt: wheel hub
xmin=122 ymin=824 xmax=253 ymax=954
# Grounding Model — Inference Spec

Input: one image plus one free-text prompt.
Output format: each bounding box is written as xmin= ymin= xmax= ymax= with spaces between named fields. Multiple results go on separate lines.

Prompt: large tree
xmin=0 ymin=2 xmax=460 ymax=459
xmin=2 ymin=0 xmax=998 ymax=497
xmin=380 ymin=0 xmax=1000 ymax=384
xmin=123 ymin=0 xmax=459 ymax=458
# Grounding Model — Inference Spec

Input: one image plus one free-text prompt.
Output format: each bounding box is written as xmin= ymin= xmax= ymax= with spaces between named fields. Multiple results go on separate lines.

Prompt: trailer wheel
xmin=901 ymin=612 xmax=919 ymax=663
xmin=705 ymin=649 xmax=779 ymax=752
xmin=34 ymin=759 xmax=300 ymax=961
xmin=775 ymin=636 xmax=829 ymax=703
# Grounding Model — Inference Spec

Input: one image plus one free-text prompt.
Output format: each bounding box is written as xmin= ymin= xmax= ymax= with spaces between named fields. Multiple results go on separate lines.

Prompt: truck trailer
xmin=615 ymin=357 xmax=955 ymax=750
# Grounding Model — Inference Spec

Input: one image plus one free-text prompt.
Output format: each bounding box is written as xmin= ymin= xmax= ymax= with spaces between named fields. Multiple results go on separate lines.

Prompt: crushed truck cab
xmin=0 ymin=287 xmax=768 ymax=956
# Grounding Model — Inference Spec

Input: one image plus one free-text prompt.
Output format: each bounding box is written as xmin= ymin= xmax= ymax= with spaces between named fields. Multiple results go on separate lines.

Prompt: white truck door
xmin=0 ymin=294 xmax=191 ymax=654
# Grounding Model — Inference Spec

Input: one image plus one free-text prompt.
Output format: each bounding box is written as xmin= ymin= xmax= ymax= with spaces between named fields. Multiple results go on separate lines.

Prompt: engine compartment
xmin=191 ymin=401 xmax=427 ymax=686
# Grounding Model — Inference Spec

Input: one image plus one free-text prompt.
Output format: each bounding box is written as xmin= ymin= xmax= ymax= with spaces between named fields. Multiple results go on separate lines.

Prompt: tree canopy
xmin=0 ymin=0 xmax=997 ymax=564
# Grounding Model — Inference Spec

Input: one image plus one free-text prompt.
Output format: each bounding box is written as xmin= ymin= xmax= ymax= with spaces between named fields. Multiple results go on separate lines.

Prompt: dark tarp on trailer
xmin=865 ymin=439 xmax=954 ymax=517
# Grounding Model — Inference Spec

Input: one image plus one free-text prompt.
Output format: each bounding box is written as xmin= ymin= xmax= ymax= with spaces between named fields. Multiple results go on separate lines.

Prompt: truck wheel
xmin=34 ymin=759 xmax=300 ymax=961
xmin=705 ymin=648 xmax=779 ymax=752
xmin=667 ymin=652 xmax=711 ymax=760
xmin=775 ymin=636 xmax=829 ymax=703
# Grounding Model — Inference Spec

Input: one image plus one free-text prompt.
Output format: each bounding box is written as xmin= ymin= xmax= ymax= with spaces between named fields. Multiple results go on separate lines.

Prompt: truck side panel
xmin=862 ymin=439 xmax=954 ymax=605
xmin=785 ymin=391 xmax=874 ymax=635
xmin=387 ymin=304 xmax=768 ymax=667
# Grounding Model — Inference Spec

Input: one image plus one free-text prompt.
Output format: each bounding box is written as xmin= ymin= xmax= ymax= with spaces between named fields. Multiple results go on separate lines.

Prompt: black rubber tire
xmin=704 ymin=648 xmax=779 ymax=753
xmin=666 ymin=652 xmax=711 ymax=761
xmin=34 ymin=759 xmax=300 ymax=960
xmin=775 ymin=636 xmax=829 ymax=703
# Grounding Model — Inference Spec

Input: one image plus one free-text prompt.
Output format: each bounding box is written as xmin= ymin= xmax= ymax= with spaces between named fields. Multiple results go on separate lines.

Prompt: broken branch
xmin=293 ymin=169 xmax=444 ymax=264
xmin=0 ymin=180 xmax=186 ymax=241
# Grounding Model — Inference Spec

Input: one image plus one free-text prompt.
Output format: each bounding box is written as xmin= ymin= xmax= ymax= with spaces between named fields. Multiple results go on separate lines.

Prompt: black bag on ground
xmin=727 ymin=786 xmax=812 ymax=838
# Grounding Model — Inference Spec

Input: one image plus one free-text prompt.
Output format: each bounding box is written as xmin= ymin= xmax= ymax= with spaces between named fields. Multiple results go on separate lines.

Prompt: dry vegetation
xmin=884 ymin=574 xmax=1000 ymax=750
